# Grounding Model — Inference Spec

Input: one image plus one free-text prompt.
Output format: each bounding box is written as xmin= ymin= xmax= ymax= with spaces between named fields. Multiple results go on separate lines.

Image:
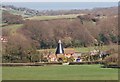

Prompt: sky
xmin=2 ymin=2 xmax=118 ymax=10
xmin=1 ymin=0 xmax=119 ymax=2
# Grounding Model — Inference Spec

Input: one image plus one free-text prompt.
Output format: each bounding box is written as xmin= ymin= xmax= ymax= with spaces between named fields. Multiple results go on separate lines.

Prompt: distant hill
xmin=1 ymin=5 xmax=118 ymax=18
xmin=1 ymin=5 xmax=39 ymax=18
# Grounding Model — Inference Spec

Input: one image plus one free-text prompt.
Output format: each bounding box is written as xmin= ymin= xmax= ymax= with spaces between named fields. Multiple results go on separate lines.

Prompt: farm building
xmin=48 ymin=40 xmax=82 ymax=62
xmin=0 ymin=36 xmax=8 ymax=43
xmin=40 ymin=40 xmax=113 ymax=62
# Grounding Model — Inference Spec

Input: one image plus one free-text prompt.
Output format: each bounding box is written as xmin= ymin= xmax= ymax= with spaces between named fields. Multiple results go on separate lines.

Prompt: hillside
xmin=1 ymin=5 xmax=118 ymax=44
xmin=1 ymin=5 xmax=39 ymax=17
xmin=1 ymin=5 xmax=119 ymax=63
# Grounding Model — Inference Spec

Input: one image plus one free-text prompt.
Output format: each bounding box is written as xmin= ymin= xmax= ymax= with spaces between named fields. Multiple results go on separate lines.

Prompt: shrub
xmin=98 ymin=33 xmax=109 ymax=44
xmin=104 ymin=53 xmax=118 ymax=65
xmin=109 ymin=34 xmax=117 ymax=43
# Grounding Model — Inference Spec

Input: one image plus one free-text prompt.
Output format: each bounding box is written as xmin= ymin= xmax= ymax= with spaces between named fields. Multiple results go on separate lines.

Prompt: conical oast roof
xmin=55 ymin=40 xmax=64 ymax=55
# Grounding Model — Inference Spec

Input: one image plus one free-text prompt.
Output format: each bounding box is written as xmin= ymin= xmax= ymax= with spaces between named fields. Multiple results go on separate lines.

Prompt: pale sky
xmin=1 ymin=0 xmax=119 ymax=2
xmin=2 ymin=2 xmax=118 ymax=10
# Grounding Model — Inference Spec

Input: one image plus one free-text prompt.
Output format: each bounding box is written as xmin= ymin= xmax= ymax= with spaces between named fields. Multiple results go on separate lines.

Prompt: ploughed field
xmin=2 ymin=65 xmax=118 ymax=80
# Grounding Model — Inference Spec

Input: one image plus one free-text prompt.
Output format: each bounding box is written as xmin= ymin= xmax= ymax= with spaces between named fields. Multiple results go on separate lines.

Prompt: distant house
xmin=46 ymin=40 xmax=83 ymax=62
xmin=90 ymin=49 xmax=100 ymax=56
xmin=64 ymin=48 xmax=75 ymax=55
xmin=48 ymin=54 xmax=57 ymax=62
xmin=72 ymin=52 xmax=82 ymax=62
xmin=0 ymin=36 xmax=8 ymax=43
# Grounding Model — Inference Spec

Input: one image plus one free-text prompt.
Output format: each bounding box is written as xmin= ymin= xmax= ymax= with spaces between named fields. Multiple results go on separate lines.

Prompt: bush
xmin=31 ymin=54 xmax=40 ymax=62
xmin=98 ymin=33 xmax=109 ymax=44
xmin=104 ymin=53 xmax=118 ymax=65
xmin=109 ymin=34 xmax=117 ymax=43
xmin=41 ymin=57 xmax=48 ymax=62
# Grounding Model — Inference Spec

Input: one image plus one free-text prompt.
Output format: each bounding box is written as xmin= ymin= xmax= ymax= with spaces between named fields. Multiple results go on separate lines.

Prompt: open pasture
xmin=26 ymin=14 xmax=79 ymax=20
xmin=37 ymin=45 xmax=118 ymax=53
xmin=2 ymin=65 xmax=118 ymax=80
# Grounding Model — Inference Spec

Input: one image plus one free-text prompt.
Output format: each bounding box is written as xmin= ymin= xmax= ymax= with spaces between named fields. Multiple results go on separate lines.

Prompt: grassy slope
xmin=2 ymin=24 xmax=23 ymax=35
xmin=3 ymin=9 xmax=29 ymax=17
xmin=2 ymin=65 xmax=118 ymax=80
xmin=26 ymin=14 xmax=79 ymax=20
xmin=3 ymin=24 xmax=23 ymax=29
xmin=74 ymin=46 xmax=107 ymax=53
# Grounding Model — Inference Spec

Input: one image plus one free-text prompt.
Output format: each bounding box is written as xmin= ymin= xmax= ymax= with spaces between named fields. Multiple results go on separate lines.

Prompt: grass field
xmin=26 ymin=14 xmax=79 ymax=20
xmin=37 ymin=45 xmax=118 ymax=53
xmin=2 ymin=24 xmax=23 ymax=35
xmin=2 ymin=65 xmax=118 ymax=80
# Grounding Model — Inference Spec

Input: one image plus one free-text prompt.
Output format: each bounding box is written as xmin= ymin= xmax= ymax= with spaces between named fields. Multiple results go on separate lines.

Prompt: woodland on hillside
xmin=1 ymin=6 xmax=119 ymax=63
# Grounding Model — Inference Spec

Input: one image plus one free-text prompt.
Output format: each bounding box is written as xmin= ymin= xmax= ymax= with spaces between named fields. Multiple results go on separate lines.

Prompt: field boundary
xmin=1 ymin=61 xmax=120 ymax=68
xmin=0 ymin=61 xmax=104 ymax=66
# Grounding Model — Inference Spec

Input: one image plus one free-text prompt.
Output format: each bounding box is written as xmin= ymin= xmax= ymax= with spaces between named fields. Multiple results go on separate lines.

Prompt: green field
xmin=2 ymin=24 xmax=23 ymax=35
xmin=2 ymin=65 xmax=118 ymax=80
xmin=38 ymin=45 xmax=118 ymax=53
xmin=26 ymin=14 xmax=79 ymax=20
